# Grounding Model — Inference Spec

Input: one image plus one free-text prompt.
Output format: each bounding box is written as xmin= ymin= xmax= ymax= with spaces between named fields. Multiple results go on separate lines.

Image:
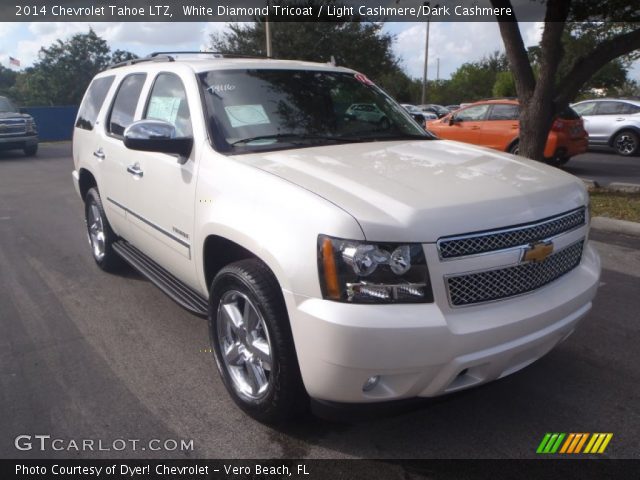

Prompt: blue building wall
xmin=21 ymin=106 xmax=78 ymax=142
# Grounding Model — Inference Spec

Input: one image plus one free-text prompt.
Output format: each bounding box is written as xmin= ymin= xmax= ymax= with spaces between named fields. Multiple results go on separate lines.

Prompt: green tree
xmin=0 ymin=65 xmax=17 ymax=97
xmin=442 ymin=52 xmax=509 ymax=103
xmin=491 ymin=0 xmax=640 ymax=161
xmin=528 ymin=31 xmax=631 ymax=98
xmin=111 ymin=49 xmax=139 ymax=65
xmin=210 ymin=21 xmax=414 ymax=102
xmin=492 ymin=71 xmax=516 ymax=97
xmin=13 ymin=29 xmax=138 ymax=106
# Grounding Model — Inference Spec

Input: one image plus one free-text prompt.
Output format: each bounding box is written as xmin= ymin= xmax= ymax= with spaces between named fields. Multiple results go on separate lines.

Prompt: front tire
xmin=612 ymin=130 xmax=639 ymax=156
xmin=24 ymin=144 xmax=38 ymax=156
xmin=208 ymin=259 xmax=307 ymax=424
xmin=84 ymin=187 xmax=123 ymax=272
xmin=508 ymin=141 xmax=519 ymax=155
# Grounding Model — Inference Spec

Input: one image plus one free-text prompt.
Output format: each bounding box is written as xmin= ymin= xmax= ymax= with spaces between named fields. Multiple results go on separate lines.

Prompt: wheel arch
xmin=608 ymin=126 xmax=640 ymax=147
xmin=78 ymin=168 xmax=97 ymax=201
xmin=506 ymin=137 xmax=519 ymax=153
xmin=202 ymin=235 xmax=287 ymax=298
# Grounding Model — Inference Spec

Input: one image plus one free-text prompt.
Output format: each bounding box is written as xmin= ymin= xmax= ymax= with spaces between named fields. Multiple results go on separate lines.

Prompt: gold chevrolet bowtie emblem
xmin=522 ymin=241 xmax=554 ymax=263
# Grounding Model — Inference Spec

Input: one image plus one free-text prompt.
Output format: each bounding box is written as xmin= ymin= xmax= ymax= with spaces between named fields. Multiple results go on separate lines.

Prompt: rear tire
xmin=612 ymin=130 xmax=639 ymax=156
xmin=508 ymin=141 xmax=519 ymax=155
xmin=208 ymin=259 xmax=308 ymax=424
xmin=84 ymin=187 xmax=123 ymax=272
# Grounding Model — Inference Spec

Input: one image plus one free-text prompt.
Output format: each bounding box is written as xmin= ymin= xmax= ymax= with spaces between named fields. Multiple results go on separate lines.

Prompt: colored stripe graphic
xmin=537 ymin=433 xmax=613 ymax=454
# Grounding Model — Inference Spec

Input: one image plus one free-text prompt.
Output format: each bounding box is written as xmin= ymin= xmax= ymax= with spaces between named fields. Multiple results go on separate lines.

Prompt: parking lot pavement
xmin=1 ymin=143 xmax=639 ymax=460
xmin=565 ymin=149 xmax=640 ymax=186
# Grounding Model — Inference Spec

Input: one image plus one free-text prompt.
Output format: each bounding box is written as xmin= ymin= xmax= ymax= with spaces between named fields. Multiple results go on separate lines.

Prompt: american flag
xmin=9 ymin=57 xmax=20 ymax=67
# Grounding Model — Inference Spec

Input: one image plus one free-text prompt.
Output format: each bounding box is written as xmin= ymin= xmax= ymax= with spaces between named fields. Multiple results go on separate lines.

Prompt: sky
xmin=0 ymin=21 xmax=638 ymax=83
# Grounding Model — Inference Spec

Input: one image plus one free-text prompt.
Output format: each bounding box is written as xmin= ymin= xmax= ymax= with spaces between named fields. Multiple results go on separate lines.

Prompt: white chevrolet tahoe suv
xmin=72 ymin=53 xmax=601 ymax=423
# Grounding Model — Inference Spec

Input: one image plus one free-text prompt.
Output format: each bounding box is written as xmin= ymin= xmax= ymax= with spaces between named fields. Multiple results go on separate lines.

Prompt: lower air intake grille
xmin=446 ymin=240 xmax=584 ymax=307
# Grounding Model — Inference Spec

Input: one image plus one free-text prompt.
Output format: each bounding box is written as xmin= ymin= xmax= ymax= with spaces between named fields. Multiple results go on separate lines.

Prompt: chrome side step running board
xmin=112 ymin=240 xmax=208 ymax=317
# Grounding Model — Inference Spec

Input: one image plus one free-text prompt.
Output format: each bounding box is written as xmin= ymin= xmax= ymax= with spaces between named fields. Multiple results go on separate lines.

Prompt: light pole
xmin=421 ymin=2 xmax=433 ymax=105
xmin=265 ymin=1 xmax=272 ymax=57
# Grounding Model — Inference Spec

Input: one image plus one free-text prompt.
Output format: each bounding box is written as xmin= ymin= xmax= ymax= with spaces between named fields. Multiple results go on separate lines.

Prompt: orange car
xmin=426 ymin=99 xmax=588 ymax=165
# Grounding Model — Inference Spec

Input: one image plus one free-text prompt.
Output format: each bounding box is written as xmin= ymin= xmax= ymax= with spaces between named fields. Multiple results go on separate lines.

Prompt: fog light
xmin=362 ymin=375 xmax=380 ymax=392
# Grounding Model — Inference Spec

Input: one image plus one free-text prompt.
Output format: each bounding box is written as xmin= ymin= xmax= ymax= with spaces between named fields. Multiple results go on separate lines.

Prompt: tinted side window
xmin=144 ymin=73 xmax=192 ymax=137
xmin=456 ymin=105 xmax=490 ymax=121
xmin=489 ymin=104 xmax=519 ymax=120
xmin=572 ymin=102 xmax=596 ymax=116
xmin=108 ymin=74 xmax=147 ymax=137
xmin=621 ymin=103 xmax=640 ymax=114
xmin=75 ymin=76 xmax=115 ymax=130
xmin=596 ymin=101 xmax=624 ymax=115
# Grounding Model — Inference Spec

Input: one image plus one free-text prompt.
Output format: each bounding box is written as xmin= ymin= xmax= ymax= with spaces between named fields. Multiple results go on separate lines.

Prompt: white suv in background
xmin=72 ymin=53 xmax=600 ymax=423
xmin=572 ymin=98 xmax=640 ymax=156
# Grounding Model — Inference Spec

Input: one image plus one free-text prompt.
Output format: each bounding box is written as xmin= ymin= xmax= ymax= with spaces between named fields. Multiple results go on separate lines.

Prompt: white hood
xmin=241 ymin=140 xmax=588 ymax=242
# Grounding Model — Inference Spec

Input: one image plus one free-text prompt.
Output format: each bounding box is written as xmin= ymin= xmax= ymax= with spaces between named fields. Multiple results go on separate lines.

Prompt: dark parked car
xmin=0 ymin=96 xmax=38 ymax=156
xmin=401 ymin=104 xmax=437 ymax=124
xmin=417 ymin=103 xmax=450 ymax=118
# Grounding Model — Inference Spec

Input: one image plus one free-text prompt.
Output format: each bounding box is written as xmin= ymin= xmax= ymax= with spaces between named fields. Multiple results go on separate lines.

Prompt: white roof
xmin=99 ymin=55 xmax=356 ymax=77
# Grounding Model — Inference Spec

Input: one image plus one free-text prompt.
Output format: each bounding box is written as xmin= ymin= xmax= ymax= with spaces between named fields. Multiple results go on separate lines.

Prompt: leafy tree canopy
xmin=9 ymin=29 xmax=138 ymax=106
xmin=209 ymin=21 xmax=416 ymax=101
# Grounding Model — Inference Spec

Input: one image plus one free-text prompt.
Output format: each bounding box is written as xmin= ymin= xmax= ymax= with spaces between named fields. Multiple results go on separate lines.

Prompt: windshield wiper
xmin=337 ymin=132 xmax=433 ymax=142
xmin=231 ymin=133 xmax=355 ymax=146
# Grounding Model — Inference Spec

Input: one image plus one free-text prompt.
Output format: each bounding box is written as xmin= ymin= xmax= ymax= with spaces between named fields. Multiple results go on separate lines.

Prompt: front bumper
xmin=0 ymin=134 xmax=38 ymax=150
xmin=284 ymin=242 xmax=600 ymax=403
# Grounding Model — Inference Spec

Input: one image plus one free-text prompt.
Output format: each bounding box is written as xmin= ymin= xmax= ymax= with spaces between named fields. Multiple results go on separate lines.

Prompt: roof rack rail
xmin=108 ymin=54 xmax=174 ymax=70
xmin=107 ymin=51 xmax=273 ymax=70
xmin=149 ymin=51 xmax=271 ymax=59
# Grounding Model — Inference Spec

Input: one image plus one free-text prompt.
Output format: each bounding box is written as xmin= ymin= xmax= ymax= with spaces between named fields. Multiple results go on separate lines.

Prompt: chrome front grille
xmin=438 ymin=208 xmax=586 ymax=259
xmin=0 ymin=119 xmax=27 ymax=136
xmin=446 ymin=240 xmax=584 ymax=307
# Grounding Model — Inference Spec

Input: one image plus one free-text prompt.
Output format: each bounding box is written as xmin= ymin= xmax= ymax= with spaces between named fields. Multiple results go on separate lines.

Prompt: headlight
xmin=25 ymin=118 xmax=36 ymax=133
xmin=317 ymin=235 xmax=433 ymax=304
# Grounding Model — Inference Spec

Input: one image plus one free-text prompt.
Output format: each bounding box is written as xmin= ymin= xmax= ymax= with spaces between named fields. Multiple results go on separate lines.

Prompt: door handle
xmin=126 ymin=164 xmax=143 ymax=178
xmin=93 ymin=149 xmax=105 ymax=160
xmin=471 ymin=126 xmax=480 ymax=130
xmin=615 ymin=118 xmax=625 ymax=121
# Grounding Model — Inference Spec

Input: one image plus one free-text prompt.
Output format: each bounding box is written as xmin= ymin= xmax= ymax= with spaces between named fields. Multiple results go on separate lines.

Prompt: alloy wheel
xmin=87 ymin=201 xmax=106 ymax=261
xmin=614 ymin=133 xmax=637 ymax=155
xmin=216 ymin=290 xmax=273 ymax=401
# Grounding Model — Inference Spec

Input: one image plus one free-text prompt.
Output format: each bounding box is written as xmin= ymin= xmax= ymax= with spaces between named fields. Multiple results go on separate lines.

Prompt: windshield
xmin=198 ymin=69 xmax=433 ymax=154
xmin=0 ymin=97 xmax=16 ymax=112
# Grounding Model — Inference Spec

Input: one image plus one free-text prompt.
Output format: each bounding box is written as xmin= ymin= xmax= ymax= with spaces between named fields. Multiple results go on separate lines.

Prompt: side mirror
xmin=448 ymin=115 xmax=456 ymax=125
xmin=124 ymin=119 xmax=193 ymax=162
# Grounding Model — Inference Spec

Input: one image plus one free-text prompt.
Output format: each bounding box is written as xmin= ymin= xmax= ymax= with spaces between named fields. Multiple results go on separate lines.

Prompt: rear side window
xmin=75 ymin=76 xmax=115 ymax=130
xmin=621 ymin=103 xmax=640 ymax=114
xmin=595 ymin=101 xmax=625 ymax=115
xmin=489 ymin=104 xmax=519 ymax=120
xmin=107 ymin=74 xmax=147 ymax=137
